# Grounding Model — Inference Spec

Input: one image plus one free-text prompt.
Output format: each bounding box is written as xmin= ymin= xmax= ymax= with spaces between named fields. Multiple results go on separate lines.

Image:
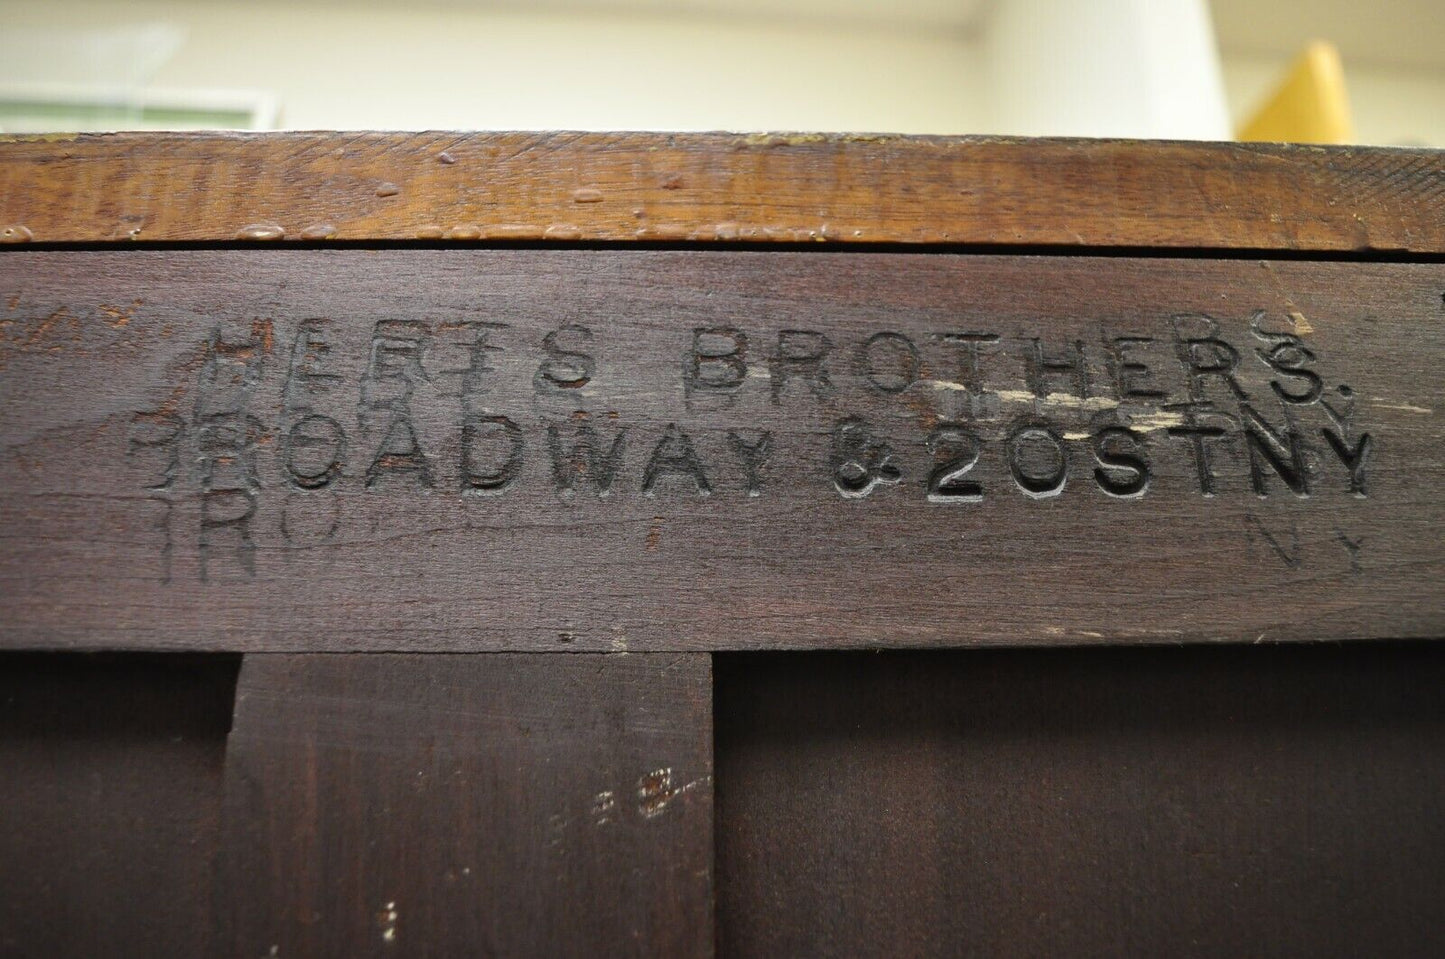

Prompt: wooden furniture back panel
xmin=2 ymin=133 xmax=1443 ymax=958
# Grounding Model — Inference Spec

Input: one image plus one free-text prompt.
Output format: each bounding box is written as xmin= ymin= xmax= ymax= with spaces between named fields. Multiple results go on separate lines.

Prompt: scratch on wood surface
xmin=1370 ymin=398 xmax=1432 ymax=414
xmin=378 ymin=901 xmax=398 ymax=943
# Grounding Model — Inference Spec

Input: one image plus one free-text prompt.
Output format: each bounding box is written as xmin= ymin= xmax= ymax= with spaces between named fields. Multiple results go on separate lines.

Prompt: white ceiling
xmin=398 ymin=0 xmax=993 ymax=30
xmin=579 ymin=0 xmax=991 ymax=22
xmin=294 ymin=0 xmax=1445 ymax=70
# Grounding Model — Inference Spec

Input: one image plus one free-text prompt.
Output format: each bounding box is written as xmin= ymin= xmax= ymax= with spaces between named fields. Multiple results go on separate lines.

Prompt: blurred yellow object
xmin=1239 ymin=41 xmax=1354 ymax=144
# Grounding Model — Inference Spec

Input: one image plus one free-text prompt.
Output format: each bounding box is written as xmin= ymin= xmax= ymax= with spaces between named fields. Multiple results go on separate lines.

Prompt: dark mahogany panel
xmin=0 ymin=653 xmax=238 ymax=958
xmin=716 ymin=645 xmax=1445 ymax=958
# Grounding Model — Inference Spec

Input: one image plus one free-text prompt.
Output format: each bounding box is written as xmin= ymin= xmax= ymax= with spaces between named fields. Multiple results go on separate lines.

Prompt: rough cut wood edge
xmin=1 ymin=131 xmax=1442 ymax=252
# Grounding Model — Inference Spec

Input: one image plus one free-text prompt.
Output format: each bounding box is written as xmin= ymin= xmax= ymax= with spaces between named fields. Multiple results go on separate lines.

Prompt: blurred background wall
xmin=0 ymin=0 xmax=1440 ymax=144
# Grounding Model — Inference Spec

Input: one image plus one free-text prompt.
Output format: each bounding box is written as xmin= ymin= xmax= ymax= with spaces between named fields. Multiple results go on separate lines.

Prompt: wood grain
xmin=716 ymin=645 xmax=1445 ymax=958
xmin=1 ymin=132 xmax=1442 ymax=252
xmin=1 ymin=249 xmax=1440 ymax=651
xmin=218 ymin=653 xmax=713 ymax=958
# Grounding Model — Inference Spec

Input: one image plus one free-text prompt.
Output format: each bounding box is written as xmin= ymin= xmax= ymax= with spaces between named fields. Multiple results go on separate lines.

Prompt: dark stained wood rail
xmin=1 ymin=249 xmax=1440 ymax=652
